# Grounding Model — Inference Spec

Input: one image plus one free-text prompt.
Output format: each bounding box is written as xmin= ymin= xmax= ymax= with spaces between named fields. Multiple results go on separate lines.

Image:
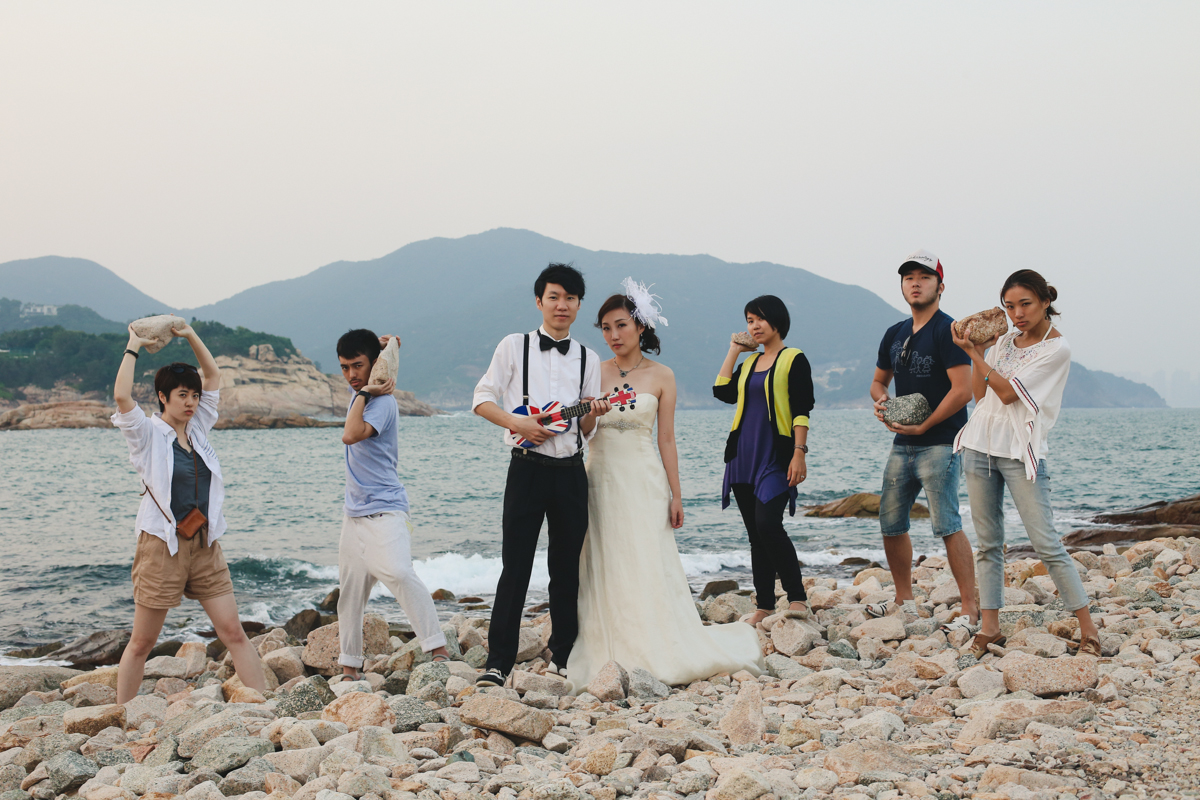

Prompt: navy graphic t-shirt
xmin=876 ymin=309 xmax=971 ymax=446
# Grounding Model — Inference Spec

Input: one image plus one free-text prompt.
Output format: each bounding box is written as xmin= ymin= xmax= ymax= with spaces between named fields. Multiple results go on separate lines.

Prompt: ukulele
xmin=510 ymin=386 xmax=637 ymax=448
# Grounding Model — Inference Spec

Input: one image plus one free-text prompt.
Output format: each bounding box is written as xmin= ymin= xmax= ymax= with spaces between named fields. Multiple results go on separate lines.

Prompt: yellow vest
xmin=715 ymin=348 xmax=810 ymax=435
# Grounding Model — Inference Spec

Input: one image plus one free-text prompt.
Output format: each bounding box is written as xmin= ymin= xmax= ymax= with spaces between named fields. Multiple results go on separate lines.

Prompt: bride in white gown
xmin=567 ymin=280 xmax=764 ymax=691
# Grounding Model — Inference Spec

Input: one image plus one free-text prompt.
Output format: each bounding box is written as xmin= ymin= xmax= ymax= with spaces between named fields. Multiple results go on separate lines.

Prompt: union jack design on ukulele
xmin=510 ymin=386 xmax=637 ymax=448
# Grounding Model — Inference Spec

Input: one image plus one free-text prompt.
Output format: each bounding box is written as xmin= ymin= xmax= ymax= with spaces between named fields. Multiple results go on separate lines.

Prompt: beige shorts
xmin=131 ymin=532 xmax=234 ymax=609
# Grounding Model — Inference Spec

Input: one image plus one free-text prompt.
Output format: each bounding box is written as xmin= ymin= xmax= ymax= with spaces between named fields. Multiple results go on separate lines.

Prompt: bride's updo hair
xmin=595 ymin=294 xmax=662 ymax=355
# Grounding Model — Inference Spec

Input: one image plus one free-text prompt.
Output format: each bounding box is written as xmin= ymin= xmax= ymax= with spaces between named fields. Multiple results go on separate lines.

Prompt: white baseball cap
xmin=898 ymin=249 xmax=944 ymax=280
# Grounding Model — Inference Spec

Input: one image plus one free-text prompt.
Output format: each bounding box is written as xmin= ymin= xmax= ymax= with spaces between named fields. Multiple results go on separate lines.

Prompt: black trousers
xmin=731 ymin=483 xmax=808 ymax=610
xmin=485 ymin=452 xmax=589 ymax=673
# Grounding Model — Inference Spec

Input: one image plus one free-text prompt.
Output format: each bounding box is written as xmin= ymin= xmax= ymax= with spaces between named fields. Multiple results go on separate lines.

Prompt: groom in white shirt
xmin=471 ymin=263 xmax=610 ymax=686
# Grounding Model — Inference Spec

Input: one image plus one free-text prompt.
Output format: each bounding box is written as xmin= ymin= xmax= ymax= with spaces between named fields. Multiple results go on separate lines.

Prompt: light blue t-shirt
xmin=344 ymin=391 xmax=409 ymax=517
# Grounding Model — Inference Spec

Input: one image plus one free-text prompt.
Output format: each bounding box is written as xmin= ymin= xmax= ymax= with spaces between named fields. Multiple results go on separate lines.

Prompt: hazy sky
xmin=2 ymin=2 xmax=1197 ymax=374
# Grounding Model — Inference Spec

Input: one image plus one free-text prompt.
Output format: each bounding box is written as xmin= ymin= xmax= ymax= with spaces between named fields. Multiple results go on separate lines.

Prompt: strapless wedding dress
xmin=567 ymin=394 xmax=764 ymax=691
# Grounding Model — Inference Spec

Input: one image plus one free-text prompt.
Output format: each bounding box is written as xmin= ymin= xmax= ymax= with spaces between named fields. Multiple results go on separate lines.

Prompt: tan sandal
xmin=969 ymin=631 xmax=1006 ymax=659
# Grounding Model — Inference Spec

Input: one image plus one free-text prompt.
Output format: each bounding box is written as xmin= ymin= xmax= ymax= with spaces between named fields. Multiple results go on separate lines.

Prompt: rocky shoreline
xmin=0 ymin=344 xmax=440 ymax=431
xmin=3 ymin=497 xmax=1200 ymax=800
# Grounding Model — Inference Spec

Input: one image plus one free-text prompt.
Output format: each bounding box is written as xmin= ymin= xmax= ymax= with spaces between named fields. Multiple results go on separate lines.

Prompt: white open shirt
xmin=111 ymin=390 xmax=227 ymax=554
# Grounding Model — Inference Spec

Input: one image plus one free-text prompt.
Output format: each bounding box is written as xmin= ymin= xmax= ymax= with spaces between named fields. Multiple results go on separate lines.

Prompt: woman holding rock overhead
xmin=715 ymin=295 xmax=814 ymax=627
xmin=111 ymin=321 xmax=266 ymax=703
xmin=952 ymin=270 xmax=1101 ymax=658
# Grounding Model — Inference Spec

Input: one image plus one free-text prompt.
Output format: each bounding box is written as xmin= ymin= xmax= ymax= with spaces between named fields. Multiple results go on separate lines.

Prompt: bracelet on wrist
xmin=124 ymin=349 xmax=139 ymax=359
xmin=984 ymin=368 xmax=995 ymax=383
xmin=356 ymin=390 xmax=371 ymax=404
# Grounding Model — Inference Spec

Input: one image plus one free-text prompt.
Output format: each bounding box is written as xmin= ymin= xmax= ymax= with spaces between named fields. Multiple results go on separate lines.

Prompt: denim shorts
xmin=879 ymin=444 xmax=963 ymax=538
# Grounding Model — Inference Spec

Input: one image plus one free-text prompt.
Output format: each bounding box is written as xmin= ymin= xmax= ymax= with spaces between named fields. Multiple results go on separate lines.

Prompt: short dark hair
xmin=744 ymin=295 xmax=791 ymax=340
xmin=154 ymin=363 xmax=202 ymax=412
xmin=595 ymin=294 xmax=662 ymax=355
xmin=1001 ymin=269 xmax=1060 ymax=318
xmin=535 ymin=263 xmax=586 ymax=300
xmin=337 ymin=329 xmax=381 ymax=363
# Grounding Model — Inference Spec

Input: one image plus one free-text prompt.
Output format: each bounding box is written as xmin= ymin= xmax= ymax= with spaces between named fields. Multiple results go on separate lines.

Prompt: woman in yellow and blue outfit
xmin=714 ymin=295 xmax=815 ymax=627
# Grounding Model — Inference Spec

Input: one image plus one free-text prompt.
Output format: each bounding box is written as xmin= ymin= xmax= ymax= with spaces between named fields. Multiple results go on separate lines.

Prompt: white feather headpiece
xmin=621 ymin=276 xmax=669 ymax=330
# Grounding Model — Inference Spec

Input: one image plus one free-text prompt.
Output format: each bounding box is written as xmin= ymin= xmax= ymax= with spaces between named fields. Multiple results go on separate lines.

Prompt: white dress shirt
xmin=472 ymin=326 xmax=602 ymax=458
xmin=110 ymin=390 xmax=227 ymax=554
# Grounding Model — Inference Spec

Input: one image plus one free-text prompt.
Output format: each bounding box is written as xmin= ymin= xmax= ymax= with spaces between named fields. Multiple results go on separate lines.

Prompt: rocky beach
xmin=4 ymin=496 xmax=1200 ymax=800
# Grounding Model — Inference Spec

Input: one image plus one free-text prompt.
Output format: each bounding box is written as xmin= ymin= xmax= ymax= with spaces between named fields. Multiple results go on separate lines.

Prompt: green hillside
xmin=0 ymin=321 xmax=296 ymax=400
xmin=0 ymin=298 xmax=127 ymax=336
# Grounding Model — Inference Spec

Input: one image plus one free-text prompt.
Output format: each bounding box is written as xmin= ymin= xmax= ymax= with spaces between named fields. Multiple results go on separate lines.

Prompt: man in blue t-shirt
xmin=868 ymin=250 xmax=978 ymax=631
xmin=335 ymin=329 xmax=449 ymax=676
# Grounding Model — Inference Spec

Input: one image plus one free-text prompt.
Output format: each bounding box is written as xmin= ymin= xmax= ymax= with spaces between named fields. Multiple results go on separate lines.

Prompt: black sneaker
xmin=475 ymin=668 xmax=508 ymax=688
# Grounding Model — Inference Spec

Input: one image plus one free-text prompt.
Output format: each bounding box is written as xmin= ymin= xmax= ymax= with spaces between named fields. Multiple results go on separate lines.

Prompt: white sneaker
xmin=544 ymin=663 xmax=568 ymax=679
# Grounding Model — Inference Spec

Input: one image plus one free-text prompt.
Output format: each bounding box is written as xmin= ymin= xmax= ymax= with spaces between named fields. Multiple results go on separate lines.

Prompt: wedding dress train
xmin=567 ymin=394 xmax=764 ymax=691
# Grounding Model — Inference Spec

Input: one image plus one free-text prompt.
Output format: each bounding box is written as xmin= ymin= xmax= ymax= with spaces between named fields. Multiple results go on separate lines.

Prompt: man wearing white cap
xmin=868 ymin=249 xmax=978 ymax=632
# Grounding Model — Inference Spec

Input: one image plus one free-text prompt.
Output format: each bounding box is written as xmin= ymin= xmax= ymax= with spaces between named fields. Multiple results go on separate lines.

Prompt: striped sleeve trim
xmin=1012 ymin=376 xmax=1038 ymax=413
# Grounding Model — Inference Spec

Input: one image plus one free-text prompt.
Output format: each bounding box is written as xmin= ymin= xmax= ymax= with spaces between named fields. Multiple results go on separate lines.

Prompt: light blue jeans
xmin=963 ymin=448 xmax=1089 ymax=612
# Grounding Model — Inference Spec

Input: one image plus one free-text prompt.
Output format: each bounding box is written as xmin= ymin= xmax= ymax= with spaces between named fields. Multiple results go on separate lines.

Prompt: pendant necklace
xmin=615 ymin=355 xmax=644 ymax=378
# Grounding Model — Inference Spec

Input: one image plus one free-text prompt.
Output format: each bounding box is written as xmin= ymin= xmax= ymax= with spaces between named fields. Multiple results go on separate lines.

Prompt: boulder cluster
xmin=5 ymin=535 xmax=1200 ymax=800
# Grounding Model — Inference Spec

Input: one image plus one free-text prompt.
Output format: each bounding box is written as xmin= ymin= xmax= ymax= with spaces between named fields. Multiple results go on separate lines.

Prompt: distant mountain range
xmin=0 ymin=229 xmax=1168 ymax=410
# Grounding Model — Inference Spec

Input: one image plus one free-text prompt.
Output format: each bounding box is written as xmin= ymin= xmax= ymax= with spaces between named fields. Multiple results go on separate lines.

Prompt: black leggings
xmin=731 ymin=484 xmax=807 ymax=610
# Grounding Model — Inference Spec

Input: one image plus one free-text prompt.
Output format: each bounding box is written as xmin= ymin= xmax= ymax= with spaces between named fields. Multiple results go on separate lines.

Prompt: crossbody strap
xmin=141 ymin=481 xmax=170 ymax=521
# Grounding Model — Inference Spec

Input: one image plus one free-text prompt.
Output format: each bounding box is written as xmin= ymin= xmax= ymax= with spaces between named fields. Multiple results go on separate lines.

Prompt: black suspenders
xmin=520 ymin=332 xmax=587 ymax=452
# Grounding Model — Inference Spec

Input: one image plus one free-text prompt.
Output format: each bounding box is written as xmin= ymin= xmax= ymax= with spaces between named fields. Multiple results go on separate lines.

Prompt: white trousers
xmin=337 ymin=511 xmax=446 ymax=667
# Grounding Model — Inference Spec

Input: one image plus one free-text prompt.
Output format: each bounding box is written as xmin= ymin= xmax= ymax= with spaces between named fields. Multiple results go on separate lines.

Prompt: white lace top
xmin=955 ymin=329 xmax=1071 ymax=481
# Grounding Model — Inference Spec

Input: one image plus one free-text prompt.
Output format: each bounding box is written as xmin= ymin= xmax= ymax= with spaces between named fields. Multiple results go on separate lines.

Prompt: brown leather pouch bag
xmin=175 ymin=507 xmax=208 ymax=540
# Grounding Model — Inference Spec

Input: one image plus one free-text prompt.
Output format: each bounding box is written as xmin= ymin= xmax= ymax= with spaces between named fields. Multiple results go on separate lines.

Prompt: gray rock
xmin=0 ymin=665 xmax=80 ymax=713
xmin=381 ymin=671 xmax=410 ymax=695
xmin=13 ymin=733 xmax=88 ymax=770
xmin=274 ymin=681 xmax=332 ymax=717
xmin=0 ymin=766 xmax=24 ymax=794
xmin=463 ymin=646 xmax=488 ymax=669
xmin=388 ymin=696 xmax=444 ymax=733
xmin=337 ymin=764 xmax=392 ymax=797
xmin=52 ymin=631 xmax=131 ymax=669
xmin=627 ymin=668 xmax=670 ymax=700
xmin=143 ymin=734 xmax=181 ymax=766
xmin=763 ymin=654 xmax=812 ymax=681
xmin=827 ymin=640 xmax=859 ymax=660
xmin=93 ymin=750 xmax=135 ymax=767
xmin=407 ymin=662 xmax=451 ymax=697
xmin=187 ymin=736 xmax=274 ymax=775
xmin=0 ymin=791 xmax=30 ymax=800
xmin=43 ymin=752 xmax=98 ymax=793
xmin=177 ymin=709 xmax=249 ymax=758
xmin=217 ymin=757 xmax=274 ymax=795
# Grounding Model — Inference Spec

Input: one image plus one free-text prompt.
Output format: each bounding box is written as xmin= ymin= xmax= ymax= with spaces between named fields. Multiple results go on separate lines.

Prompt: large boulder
xmin=321 ymin=692 xmax=396 ymax=732
xmin=805 ymin=492 xmax=928 ymax=519
xmin=459 ymin=694 xmax=554 ymax=741
xmin=63 ymin=705 xmax=126 ymax=738
xmin=1001 ymin=653 xmax=1099 ymax=696
xmin=53 ymin=631 xmax=130 ymax=668
xmin=0 ymin=666 xmax=82 ymax=711
xmin=301 ymin=615 xmax=390 ymax=674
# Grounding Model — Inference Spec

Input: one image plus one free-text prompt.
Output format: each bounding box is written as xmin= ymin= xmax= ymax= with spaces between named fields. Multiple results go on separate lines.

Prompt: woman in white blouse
xmin=952 ymin=270 xmax=1100 ymax=659
xmin=111 ymin=323 xmax=266 ymax=703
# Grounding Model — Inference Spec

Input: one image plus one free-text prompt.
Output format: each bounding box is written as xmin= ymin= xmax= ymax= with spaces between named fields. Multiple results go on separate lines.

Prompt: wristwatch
xmin=795 ymin=444 xmax=809 ymax=454
xmin=356 ymin=390 xmax=371 ymax=405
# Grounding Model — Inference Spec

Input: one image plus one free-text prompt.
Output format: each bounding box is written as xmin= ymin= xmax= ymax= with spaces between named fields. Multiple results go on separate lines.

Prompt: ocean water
xmin=1 ymin=408 xmax=1197 ymax=655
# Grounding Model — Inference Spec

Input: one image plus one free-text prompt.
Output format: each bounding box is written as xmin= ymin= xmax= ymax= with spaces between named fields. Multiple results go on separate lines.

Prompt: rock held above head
xmin=130 ymin=314 xmax=188 ymax=354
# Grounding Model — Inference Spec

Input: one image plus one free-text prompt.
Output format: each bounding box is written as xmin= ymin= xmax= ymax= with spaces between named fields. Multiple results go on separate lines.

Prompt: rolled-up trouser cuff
xmin=338 ymin=653 xmax=364 ymax=668
xmin=420 ymin=631 xmax=448 ymax=652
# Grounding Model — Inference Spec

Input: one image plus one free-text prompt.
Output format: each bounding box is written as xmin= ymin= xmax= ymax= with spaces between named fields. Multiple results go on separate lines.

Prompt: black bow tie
xmin=538 ymin=332 xmax=571 ymax=355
